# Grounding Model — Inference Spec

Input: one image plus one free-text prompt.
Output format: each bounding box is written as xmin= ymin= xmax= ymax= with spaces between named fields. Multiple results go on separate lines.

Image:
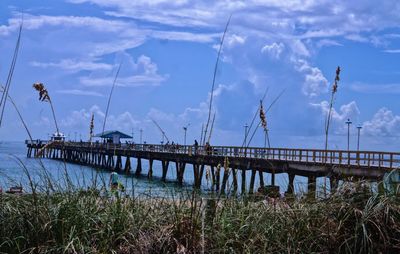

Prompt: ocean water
xmin=0 ymin=142 xmax=313 ymax=196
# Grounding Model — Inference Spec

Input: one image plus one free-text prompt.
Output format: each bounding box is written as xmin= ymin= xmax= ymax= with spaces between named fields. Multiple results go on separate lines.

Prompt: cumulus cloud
xmin=261 ymin=42 xmax=285 ymax=59
xmin=293 ymin=59 xmax=329 ymax=97
xmin=59 ymin=105 xmax=139 ymax=134
xmin=362 ymin=108 xmax=400 ymax=137
xmin=80 ymin=55 xmax=168 ymax=87
xmin=310 ymin=101 xmax=360 ymax=134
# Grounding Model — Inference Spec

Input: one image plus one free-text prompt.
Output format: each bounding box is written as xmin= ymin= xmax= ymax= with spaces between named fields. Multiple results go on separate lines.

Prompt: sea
xmin=0 ymin=141 xmax=319 ymax=197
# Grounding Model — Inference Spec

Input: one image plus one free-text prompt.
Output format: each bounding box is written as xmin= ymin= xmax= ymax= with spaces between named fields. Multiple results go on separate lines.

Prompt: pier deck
xmin=26 ymin=140 xmax=400 ymax=194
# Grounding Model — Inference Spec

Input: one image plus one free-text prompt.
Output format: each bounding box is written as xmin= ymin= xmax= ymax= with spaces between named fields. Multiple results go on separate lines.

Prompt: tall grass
xmin=1 ymin=165 xmax=399 ymax=253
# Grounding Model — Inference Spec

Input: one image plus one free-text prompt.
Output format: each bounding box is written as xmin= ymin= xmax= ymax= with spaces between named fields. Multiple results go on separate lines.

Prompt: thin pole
xmin=140 ymin=129 xmax=143 ymax=144
xmin=184 ymin=127 xmax=187 ymax=146
xmin=131 ymin=128 xmax=134 ymax=142
xmin=49 ymin=99 xmax=59 ymax=134
xmin=357 ymin=125 xmax=362 ymax=151
xmin=346 ymin=118 xmax=352 ymax=151
xmin=102 ymin=62 xmax=122 ymax=134
xmin=244 ymin=123 xmax=249 ymax=145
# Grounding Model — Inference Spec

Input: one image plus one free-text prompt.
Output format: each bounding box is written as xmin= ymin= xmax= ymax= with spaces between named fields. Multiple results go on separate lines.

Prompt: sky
xmin=0 ymin=0 xmax=399 ymax=151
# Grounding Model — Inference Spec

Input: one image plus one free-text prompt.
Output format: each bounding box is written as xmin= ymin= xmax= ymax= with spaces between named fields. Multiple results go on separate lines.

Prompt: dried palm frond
xmin=245 ymin=89 xmax=285 ymax=147
xmin=324 ymin=66 xmax=341 ymax=151
xmin=33 ymin=82 xmax=50 ymax=102
xmin=89 ymin=113 xmax=94 ymax=142
xmin=32 ymin=82 xmax=59 ymax=134
xmin=323 ymin=66 xmax=341 ymax=197
xmin=259 ymin=100 xmax=267 ymax=131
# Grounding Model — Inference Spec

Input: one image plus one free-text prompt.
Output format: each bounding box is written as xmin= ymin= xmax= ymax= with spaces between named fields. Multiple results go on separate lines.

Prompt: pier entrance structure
xmin=94 ymin=130 xmax=132 ymax=144
xmin=26 ymin=140 xmax=400 ymax=195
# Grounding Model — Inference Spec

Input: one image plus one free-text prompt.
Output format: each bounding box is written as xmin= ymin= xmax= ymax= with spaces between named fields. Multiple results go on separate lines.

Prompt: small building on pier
xmin=95 ymin=130 xmax=132 ymax=144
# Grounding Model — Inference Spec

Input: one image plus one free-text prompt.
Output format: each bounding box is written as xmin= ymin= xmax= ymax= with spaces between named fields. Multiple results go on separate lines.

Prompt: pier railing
xmin=26 ymin=140 xmax=400 ymax=170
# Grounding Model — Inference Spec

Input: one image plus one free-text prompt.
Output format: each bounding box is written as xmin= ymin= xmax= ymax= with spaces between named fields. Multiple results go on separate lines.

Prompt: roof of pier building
xmin=94 ymin=130 xmax=132 ymax=139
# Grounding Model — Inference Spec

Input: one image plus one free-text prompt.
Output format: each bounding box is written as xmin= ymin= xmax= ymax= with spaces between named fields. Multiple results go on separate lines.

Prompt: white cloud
xmin=293 ymin=59 xmax=329 ymax=97
xmin=362 ymin=108 xmax=400 ymax=137
xmin=59 ymin=105 xmax=139 ymax=133
xmin=316 ymin=39 xmax=343 ymax=48
xmin=80 ymin=55 xmax=168 ymax=87
xmin=289 ymin=40 xmax=310 ymax=57
xmin=56 ymin=89 xmax=104 ymax=97
xmin=225 ymin=34 xmax=246 ymax=48
xmin=30 ymin=59 xmax=113 ymax=72
xmin=310 ymin=101 xmax=360 ymax=134
xmin=350 ymin=83 xmax=400 ymax=94
xmin=261 ymin=42 xmax=285 ymax=59
xmin=383 ymin=49 xmax=400 ymax=53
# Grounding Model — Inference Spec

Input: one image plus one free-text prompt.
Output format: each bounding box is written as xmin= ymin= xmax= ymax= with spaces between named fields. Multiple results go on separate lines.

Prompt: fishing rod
xmin=203 ymin=15 xmax=232 ymax=146
xmin=0 ymin=21 xmax=23 ymax=127
xmin=207 ymin=113 xmax=216 ymax=143
xmin=151 ymin=118 xmax=169 ymax=143
xmin=102 ymin=61 xmax=122 ymax=135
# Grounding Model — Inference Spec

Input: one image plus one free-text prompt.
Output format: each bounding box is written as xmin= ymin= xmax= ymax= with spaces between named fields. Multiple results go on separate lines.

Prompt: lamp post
xmin=183 ymin=123 xmax=190 ymax=146
xmin=357 ymin=125 xmax=362 ymax=151
xmin=244 ymin=123 xmax=249 ymax=145
xmin=131 ymin=128 xmax=134 ymax=143
xmin=140 ymin=129 xmax=143 ymax=144
xmin=345 ymin=118 xmax=352 ymax=151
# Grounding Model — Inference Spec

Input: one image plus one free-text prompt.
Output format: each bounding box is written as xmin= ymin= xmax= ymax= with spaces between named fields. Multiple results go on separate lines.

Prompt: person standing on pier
xmin=194 ymin=139 xmax=199 ymax=155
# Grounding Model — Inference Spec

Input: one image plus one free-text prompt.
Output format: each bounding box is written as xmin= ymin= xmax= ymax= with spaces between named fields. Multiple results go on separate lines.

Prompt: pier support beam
xmin=249 ymin=169 xmax=256 ymax=194
xmin=135 ymin=158 xmax=142 ymax=176
xmin=177 ymin=162 xmax=186 ymax=185
xmin=198 ymin=164 xmax=205 ymax=188
xmin=258 ymin=170 xmax=264 ymax=188
xmin=148 ymin=159 xmax=154 ymax=179
xmin=220 ymin=167 xmax=230 ymax=195
xmin=161 ymin=160 xmax=170 ymax=182
xmin=271 ymin=169 xmax=276 ymax=186
xmin=124 ymin=157 xmax=131 ymax=174
xmin=115 ymin=155 xmax=122 ymax=171
xmin=193 ymin=164 xmax=200 ymax=188
xmin=241 ymin=169 xmax=246 ymax=194
xmin=210 ymin=166 xmax=216 ymax=190
xmin=232 ymin=169 xmax=238 ymax=193
xmin=286 ymin=173 xmax=295 ymax=194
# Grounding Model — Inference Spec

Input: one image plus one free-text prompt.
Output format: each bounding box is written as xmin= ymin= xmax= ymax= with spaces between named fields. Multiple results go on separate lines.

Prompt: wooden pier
xmin=26 ymin=140 xmax=400 ymax=195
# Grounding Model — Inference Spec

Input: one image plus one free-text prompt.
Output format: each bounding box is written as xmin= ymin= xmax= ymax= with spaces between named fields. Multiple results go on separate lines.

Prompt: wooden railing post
xmin=390 ymin=154 xmax=393 ymax=169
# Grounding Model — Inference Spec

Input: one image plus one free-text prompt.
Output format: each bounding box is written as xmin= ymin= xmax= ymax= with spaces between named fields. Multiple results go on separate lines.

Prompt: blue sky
xmin=0 ymin=0 xmax=399 ymax=151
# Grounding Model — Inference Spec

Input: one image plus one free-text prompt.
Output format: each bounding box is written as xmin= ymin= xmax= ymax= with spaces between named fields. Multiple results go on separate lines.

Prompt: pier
xmin=26 ymin=140 xmax=400 ymax=195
